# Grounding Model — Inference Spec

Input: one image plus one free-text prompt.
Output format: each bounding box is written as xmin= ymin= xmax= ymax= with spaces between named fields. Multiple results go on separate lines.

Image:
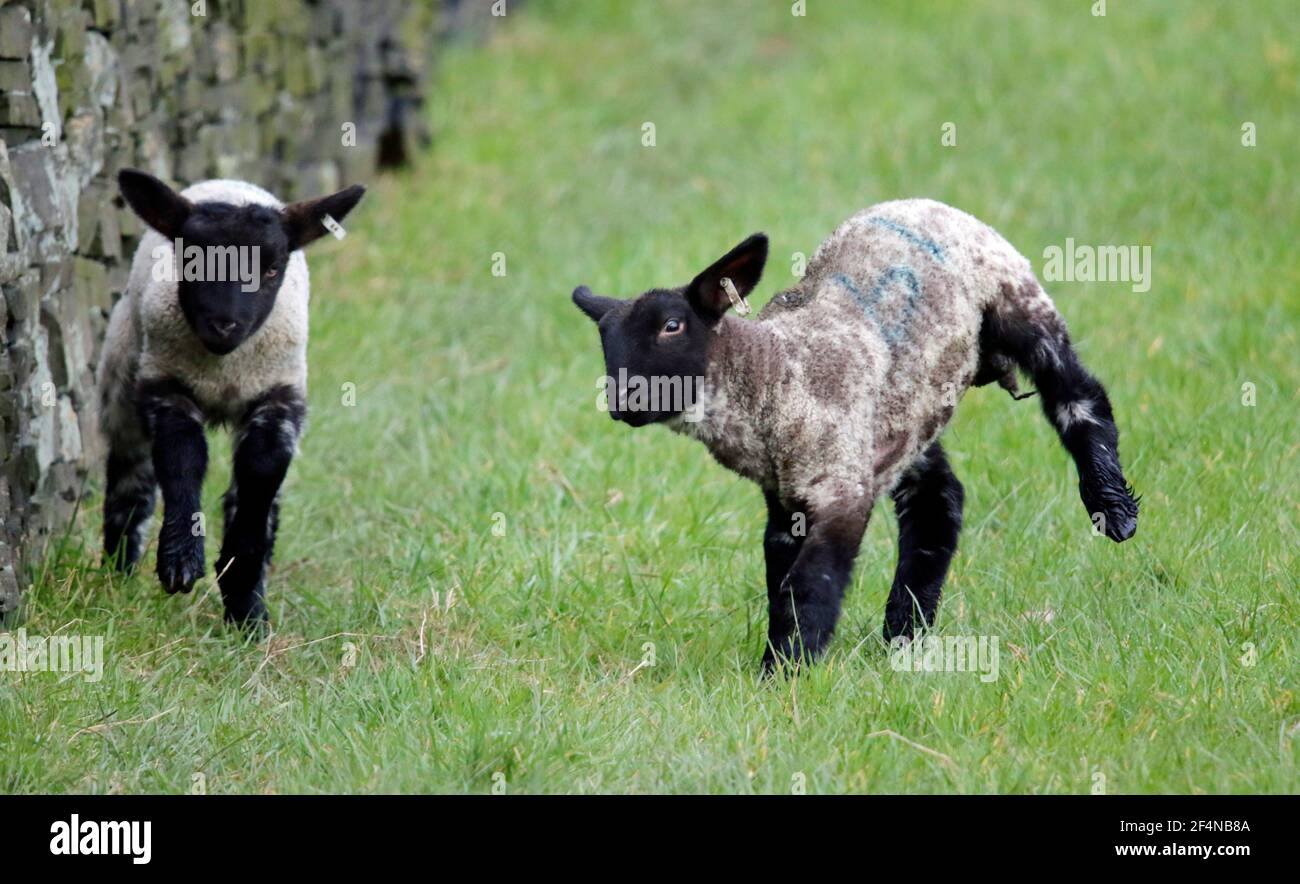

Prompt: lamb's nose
xmin=212 ymin=319 xmax=238 ymax=337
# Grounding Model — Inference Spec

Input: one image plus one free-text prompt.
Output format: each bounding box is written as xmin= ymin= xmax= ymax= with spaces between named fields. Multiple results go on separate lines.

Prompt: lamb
xmin=98 ymin=169 xmax=365 ymax=625
xmin=571 ymin=198 xmax=1138 ymax=670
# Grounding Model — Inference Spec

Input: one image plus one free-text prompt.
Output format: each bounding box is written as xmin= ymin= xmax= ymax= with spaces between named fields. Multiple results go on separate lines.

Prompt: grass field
xmin=3 ymin=0 xmax=1298 ymax=794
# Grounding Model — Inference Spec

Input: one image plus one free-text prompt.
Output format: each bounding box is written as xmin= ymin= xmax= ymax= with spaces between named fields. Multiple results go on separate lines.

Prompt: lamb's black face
xmin=578 ymin=287 xmax=713 ymax=426
xmin=174 ymin=203 xmax=290 ymax=355
xmin=118 ymin=169 xmax=366 ymax=357
xmin=572 ymin=233 xmax=769 ymax=428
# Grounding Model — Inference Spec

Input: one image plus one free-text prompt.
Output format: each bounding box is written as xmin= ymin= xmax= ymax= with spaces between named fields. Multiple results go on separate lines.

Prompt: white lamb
xmin=98 ymin=170 xmax=365 ymax=625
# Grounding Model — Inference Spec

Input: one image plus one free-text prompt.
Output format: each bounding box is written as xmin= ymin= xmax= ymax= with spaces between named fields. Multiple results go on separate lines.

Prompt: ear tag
xmin=321 ymin=213 xmax=347 ymax=240
xmin=721 ymin=277 xmax=751 ymax=316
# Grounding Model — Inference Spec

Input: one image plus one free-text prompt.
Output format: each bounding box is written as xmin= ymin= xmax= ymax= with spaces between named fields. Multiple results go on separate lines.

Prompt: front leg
xmin=139 ymin=380 xmax=208 ymax=594
xmin=216 ymin=386 xmax=305 ymax=625
xmin=763 ymin=498 xmax=871 ymax=672
xmin=762 ymin=491 xmax=804 ymax=646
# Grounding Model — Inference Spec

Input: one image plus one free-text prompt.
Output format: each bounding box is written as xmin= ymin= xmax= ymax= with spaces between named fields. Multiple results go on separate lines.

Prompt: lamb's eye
xmin=662 ymin=318 xmax=684 ymax=335
xmin=263 ymin=266 xmax=278 ymax=279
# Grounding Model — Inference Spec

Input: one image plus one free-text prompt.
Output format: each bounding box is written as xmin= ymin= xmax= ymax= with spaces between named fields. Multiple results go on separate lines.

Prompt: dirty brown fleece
xmin=574 ymin=198 xmax=1139 ymax=671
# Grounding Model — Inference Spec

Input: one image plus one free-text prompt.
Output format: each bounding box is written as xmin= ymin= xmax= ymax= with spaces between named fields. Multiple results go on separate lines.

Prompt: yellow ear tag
xmin=720 ymin=277 xmax=751 ymax=316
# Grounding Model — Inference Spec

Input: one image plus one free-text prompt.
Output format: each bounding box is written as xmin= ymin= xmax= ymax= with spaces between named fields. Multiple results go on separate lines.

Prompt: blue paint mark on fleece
xmin=834 ymin=266 xmax=922 ymax=346
xmin=833 ymin=272 xmax=862 ymax=298
xmin=867 ymin=216 xmax=945 ymax=263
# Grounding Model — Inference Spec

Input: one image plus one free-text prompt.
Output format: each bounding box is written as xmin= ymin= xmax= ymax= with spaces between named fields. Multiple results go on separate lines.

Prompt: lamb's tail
xmin=977 ymin=276 xmax=1139 ymax=542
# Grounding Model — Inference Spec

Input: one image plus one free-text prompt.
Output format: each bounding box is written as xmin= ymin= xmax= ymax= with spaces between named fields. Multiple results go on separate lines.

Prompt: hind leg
xmin=1031 ymin=339 xmax=1138 ymax=541
xmin=883 ymin=442 xmax=964 ymax=641
xmin=987 ymin=296 xmax=1139 ymax=541
xmin=103 ymin=441 xmax=157 ymax=571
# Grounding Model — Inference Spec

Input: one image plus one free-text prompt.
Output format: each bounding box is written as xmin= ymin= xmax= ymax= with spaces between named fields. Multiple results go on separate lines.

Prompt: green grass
xmin=4 ymin=0 xmax=1298 ymax=794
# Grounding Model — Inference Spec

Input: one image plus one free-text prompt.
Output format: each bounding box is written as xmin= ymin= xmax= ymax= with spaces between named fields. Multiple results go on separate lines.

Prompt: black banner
xmin=0 ymin=794 xmax=1285 ymax=869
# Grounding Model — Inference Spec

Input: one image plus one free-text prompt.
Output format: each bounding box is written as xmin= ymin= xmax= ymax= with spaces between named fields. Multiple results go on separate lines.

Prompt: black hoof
xmin=104 ymin=546 xmax=141 ymax=574
xmin=1105 ymin=510 xmax=1138 ymax=542
xmin=157 ymin=536 xmax=205 ymax=594
xmin=1082 ymin=479 xmax=1140 ymax=543
xmin=882 ymin=619 xmax=914 ymax=644
xmin=103 ymin=526 xmax=146 ymax=574
xmin=216 ymin=550 xmax=268 ymax=629
xmin=761 ymin=641 xmax=819 ymax=676
xmin=223 ymin=599 xmax=268 ymax=630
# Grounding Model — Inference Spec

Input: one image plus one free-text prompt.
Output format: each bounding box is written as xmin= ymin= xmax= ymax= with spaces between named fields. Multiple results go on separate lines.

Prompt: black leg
xmin=103 ymin=445 xmax=156 ymax=571
xmin=216 ymin=385 xmax=304 ymax=625
xmin=1051 ymin=389 xmax=1137 ymax=542
xmin=883 ymin=442 xmax=964 ymax=642
xmin=1031 ymin=346 xmax=1138 ymax=541
xmin=762 ymin=491 xmax=804 ymax=598
xmin=138 ymin=380 xmax=208 ymax=595
xmin=762 ymin=492 xmax=805 ymax=664
xmin=763 ymin=500 xmax=869 ymax=672
xmin=986 ymin=304 xmax=1139 ymax=541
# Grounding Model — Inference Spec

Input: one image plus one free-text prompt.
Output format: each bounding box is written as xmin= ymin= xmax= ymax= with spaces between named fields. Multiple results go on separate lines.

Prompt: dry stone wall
xmin=0 ymin=0 xmax=446 ymax=614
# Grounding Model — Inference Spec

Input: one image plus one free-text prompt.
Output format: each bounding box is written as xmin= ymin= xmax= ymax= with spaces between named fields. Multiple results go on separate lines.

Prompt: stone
xmin=83 ymin=31 xmax=119 ymax=109
xmin=90 ymin=0 xmax=122 ymax=32
xmin=0 ymin=6 xmax=34 ymax=60
xmin=64 ymin=111 xmax=106 ymax=186
xmin=0 ymin=202 xmax=17 ymax=282
xmin=28 ymin=36 xmax=61 ymax=143
xmin=8 ymin=143 xmax=77 ymax=262
xmin=0 ymin=60 xmax=32 ymax=94
xmin=54 ymin=7 xmax=89 ymax=65
xmin=0 ymin=92 xmax=43 ymax=128
xmin=73 ymin=254 xmax=112 ymax=311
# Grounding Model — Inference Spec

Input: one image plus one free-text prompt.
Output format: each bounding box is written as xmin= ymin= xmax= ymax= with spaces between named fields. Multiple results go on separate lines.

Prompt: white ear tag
xmin=321 ymin=213 xmax=347 ymax=240
xmin=720 ymin=277 xmax=751 ymax=316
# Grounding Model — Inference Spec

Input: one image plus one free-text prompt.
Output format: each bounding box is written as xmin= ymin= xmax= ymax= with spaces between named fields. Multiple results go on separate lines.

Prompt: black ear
xmin=118 ymin=169 xmax=192 ymax=239
xmin=572 ymin=285 xmax=620 ymax=323
xmin=687 ymin=233 xmax=769 ymax=320
xmin=282 ymin=184 xmax=366 ymax=250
